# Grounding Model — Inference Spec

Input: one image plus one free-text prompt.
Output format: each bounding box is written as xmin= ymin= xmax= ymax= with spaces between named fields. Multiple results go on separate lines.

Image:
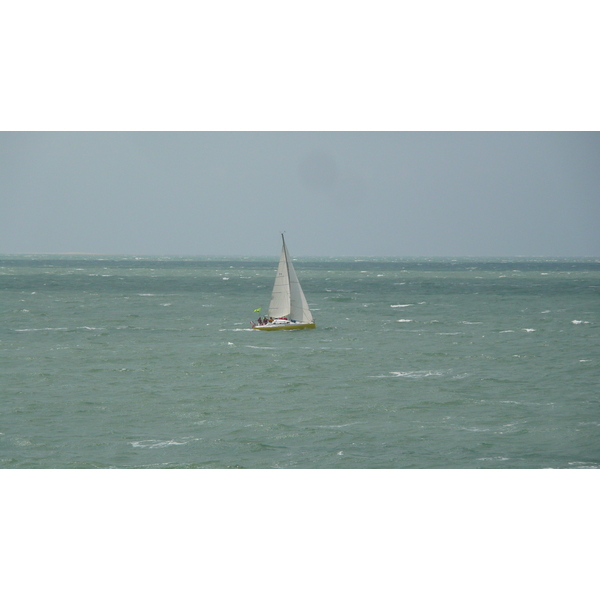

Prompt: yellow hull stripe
xmin=254 ymin=322 xmax=316 ymax=331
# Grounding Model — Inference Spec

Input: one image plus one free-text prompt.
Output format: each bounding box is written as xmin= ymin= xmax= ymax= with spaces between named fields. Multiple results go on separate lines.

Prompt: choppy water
xmin=1 ymin=255 xmax=598 ymax=468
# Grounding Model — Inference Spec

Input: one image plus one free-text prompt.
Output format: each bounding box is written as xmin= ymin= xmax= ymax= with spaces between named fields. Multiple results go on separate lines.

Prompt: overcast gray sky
xmin=1 ymin=132 xmax=598 ymax=257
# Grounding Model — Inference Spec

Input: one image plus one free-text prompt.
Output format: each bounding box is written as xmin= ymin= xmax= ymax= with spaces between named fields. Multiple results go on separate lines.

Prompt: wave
xmin=246 ymin=345 xmax=276 ymax=350
xmin=14 ymin=327 xmax=69 ymax=332
xmin=370 ymin=370 xmax=448 ymax=379
xmin=313 ymin=423 xmax=360 ymax=429
xmin=14 ymin=326 xmax=106 ymax=332
xmin=129 ymin=438 xmax=199 ymax=449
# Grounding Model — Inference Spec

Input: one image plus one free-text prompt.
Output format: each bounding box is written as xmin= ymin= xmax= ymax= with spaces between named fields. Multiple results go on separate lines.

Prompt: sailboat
xmin=252 ymin=234 xmax=316 ymax=331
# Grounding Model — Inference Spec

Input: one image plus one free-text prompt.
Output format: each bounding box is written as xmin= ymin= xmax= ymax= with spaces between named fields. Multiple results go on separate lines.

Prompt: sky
xmin=1 ymin=131 xmax=599 ymax=257
xmin=2 ymin=4 xmax=599 ymax=259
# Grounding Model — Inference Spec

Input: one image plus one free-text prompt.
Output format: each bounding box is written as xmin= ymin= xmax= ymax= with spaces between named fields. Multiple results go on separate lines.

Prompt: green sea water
xmin=1 ymin=255 xmax=598 ymax=468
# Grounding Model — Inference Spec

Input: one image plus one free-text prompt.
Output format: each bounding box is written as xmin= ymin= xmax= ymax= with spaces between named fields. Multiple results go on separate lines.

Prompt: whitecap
xmin=14 ymin=327 xmax=68 ymax=332
xmin=129 ymin=438 xmax=198 ymax=449
xmin=572 ymin=320 xmax=590 ymax=324
xmin=246 ymin=345 xmax=276 ymax=350
xmin=522 ymin=328 xmax=536 ymax=332
xmin=391 ymin=304 xmax=413 ymax=308
xmin=397 ymin=319 xmax=413 ymax=323
xmin=378 ymin=370 xmax=447 ymax=379
xmin=313 ymin=423 xmax=359 ymax=428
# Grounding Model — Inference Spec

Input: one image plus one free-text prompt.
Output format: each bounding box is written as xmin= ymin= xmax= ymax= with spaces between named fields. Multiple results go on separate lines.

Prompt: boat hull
xmin=253 ymin=322 xmax=316 ymax=331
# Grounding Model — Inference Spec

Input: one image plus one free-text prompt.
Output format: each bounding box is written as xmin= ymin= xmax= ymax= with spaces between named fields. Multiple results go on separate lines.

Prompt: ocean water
xmin=1 ymin=255 xmax=598 ymax=469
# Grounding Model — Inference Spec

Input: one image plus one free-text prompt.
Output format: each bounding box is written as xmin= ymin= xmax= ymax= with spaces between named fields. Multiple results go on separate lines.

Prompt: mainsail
xmin=267 ymin=234 xmax=313 ymax=323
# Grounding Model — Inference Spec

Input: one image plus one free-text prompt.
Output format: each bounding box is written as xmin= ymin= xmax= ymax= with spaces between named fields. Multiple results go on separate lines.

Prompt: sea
xmin=1 ymin=254 xmax=598 ymax=469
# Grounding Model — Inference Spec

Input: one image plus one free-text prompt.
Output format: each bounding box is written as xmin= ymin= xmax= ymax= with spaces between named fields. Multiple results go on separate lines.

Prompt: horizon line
xmin=1 ymin=252 xmax=599 ymax=260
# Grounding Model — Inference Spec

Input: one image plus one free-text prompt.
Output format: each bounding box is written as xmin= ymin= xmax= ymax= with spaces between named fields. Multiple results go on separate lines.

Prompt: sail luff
xmin=267 ymin=237 xmax=291 ymax=318
xmin=284 ymin=236 xmax=313 ymax=323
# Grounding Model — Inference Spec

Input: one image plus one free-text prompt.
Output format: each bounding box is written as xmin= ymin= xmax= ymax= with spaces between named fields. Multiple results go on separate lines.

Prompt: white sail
xmin=267 ymin=243 xmax=291 ymax=317
xmin=267 ymin=235 xmax=313 ymax=323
